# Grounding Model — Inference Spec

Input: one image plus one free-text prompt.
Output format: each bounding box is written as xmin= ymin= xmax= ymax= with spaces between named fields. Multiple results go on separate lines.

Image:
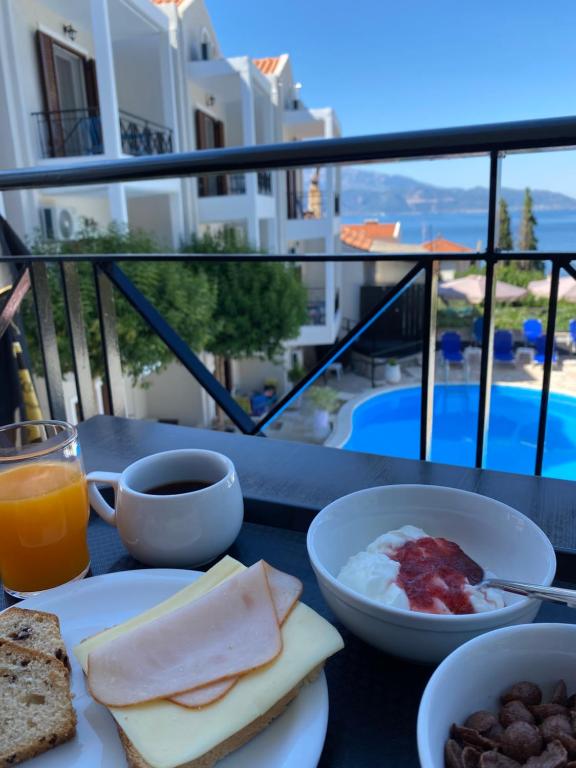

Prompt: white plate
xmin=13 ymin=569 xmax=329 ymax=768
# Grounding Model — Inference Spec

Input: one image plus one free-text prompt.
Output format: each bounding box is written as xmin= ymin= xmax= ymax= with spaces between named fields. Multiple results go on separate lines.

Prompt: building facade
xmin=0 ymin=0 xmax=343 ymax=426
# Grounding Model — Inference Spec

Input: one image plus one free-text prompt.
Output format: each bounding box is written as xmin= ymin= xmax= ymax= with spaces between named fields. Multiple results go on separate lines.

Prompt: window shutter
xmin=195 ymin=110 xmax=207 ymax=196
xmin=36 ymin=31 xmax=63 ymax=156
xmin=214 ymin=120 xmax=227 ymax=195
xmin=84 ymin=59 xmax=100 ymax=111
xmin=195 ymin=109 xmax=207 ymax=149
xmin=36 ymin=31 xmax=59 ymax=112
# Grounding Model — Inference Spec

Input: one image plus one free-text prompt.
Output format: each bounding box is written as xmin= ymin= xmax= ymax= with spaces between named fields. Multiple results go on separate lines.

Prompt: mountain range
xmin=340 ymin=168 xmax=576 ymax=217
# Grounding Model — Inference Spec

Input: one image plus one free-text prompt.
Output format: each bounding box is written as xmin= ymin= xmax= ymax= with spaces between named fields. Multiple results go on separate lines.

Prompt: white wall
xmin=339 ymin=262 xmax=365 ymax=324
xmin=127 ymin=194 xmax=174 ymax=247
xmin=141 ymin=360 xmax=213 ymax=427
xmin=113 ymin=34 xmax=167 ymax=127
xmin=223 ymin=100 xmax=244 ymax=147
xmin=232 ymin=356 xmax=288 ymax=397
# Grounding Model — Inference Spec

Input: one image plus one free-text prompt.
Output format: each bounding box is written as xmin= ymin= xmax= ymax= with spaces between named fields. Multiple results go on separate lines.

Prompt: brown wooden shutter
xmin=36 ymin=31 xmax=63 ymax=156
xmin=287 ymin=170 xmax=297 ymax=219
xmin=195 ymin=109 xmax=207 ymax=149
xmin=36 ymin=32 xmax=59 ymax=112
xmin=195 ymin=110 xmax=207 ymax=196
xmin=84 ymin=59 xmax=100 ymax=111
xmin=214 ymin=120 xmax=227 ymax=195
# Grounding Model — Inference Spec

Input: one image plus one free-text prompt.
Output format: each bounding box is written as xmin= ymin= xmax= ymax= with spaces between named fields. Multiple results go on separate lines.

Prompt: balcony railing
xmin=257 ymin=171 xmax=273 ymax=195
xmin=306 ymin=287 xmax=326 ymax=326
xmin=198 ymin=171 xmax=272 ymax=197
xmin=119 ymin=110 xmax=173 ymax=157
xmin=32 ymin=109 xmax=173 ymax=159
xmin=33 ymin=108 xmax=103 ymax=158
xmin=3 ymin=115 xmax=576 ymax=477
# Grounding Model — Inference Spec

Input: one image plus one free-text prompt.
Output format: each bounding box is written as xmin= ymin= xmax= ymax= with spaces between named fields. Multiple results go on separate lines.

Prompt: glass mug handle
xmin=86 ymin=472 xmax=121 ymax=526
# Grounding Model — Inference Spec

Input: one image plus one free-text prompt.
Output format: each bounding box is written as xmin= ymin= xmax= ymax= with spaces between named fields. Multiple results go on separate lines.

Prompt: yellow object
xmin=0 ymin=462 xmax=90 ymax=593
xmin=12 ymin=341 xmax=43 ymax=437
xmin=74 ymin=556 xmax=344 ymax=768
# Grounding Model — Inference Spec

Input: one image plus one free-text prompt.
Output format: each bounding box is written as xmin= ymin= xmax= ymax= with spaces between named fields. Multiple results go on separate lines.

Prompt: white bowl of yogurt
xmin=306 ymin=484 xmax=556 ymax=662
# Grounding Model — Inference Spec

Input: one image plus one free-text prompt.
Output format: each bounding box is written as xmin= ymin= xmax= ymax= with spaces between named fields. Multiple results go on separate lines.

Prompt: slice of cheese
xmin=74 ymin=558 xmax=343 ymax=768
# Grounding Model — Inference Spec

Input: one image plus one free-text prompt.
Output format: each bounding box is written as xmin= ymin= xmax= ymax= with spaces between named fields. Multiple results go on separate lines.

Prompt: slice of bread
xmin=0 ymin=608 xmax=70 ymax=670
xmin=0 ymin=639 xmax=76 ymax=767
xmin=117 ymin=664 xmax=323 ymax=768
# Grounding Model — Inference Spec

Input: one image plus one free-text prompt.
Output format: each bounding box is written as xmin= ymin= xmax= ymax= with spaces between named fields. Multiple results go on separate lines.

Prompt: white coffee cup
xmin=86 ymin=449 xmax=243 ymax=567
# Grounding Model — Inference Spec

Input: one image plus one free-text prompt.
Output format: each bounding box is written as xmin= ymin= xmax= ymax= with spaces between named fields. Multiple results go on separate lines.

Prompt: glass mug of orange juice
xmin=0 ymin=420 xmax=90 ymax=597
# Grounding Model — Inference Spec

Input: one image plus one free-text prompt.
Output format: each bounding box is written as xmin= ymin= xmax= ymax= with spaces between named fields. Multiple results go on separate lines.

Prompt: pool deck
xmin=265 ymin=347 xmax=576 ymax=446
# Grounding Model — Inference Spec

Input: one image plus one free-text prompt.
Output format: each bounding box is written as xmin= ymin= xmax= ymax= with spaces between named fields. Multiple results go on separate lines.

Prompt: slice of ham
xmin=170 ymin=677 xmax=238 ymax=708
xmin=263 ymin=563 xmax=303 ymax=624
xmin=169 ymin=563 xmax=302 ymax=708
xmin=87 ymin=561 xmax=283 ymax=707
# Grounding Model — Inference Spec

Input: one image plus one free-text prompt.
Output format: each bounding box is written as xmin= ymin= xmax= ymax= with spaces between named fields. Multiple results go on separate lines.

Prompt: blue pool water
xmin=343 ymin=385 xmax=576 ymax=480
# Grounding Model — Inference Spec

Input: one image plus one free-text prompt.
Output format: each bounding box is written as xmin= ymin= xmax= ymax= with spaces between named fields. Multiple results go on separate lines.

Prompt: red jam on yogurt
xmin=390 ymin=536 xmax=483 ymax=615
xmin=337 ymin=525 xmax=504 ymax=615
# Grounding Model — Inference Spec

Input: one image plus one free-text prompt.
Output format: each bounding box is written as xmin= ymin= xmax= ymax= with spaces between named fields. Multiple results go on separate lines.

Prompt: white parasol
xmin=438 ymin=274 xmax=527 ymax=305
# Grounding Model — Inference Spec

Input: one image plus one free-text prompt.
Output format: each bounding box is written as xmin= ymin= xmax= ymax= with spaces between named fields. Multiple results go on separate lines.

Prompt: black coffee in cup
xmin=143 ymin=480 xmax=213 ymax=495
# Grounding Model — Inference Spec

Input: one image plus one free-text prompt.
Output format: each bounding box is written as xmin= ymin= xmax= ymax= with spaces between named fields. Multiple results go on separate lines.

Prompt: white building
xmin=0 ymin=0 xmax=343 ymax=425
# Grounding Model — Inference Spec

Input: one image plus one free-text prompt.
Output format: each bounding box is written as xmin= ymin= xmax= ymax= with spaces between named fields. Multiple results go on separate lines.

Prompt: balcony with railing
xmin=4 ymin=117 xmax=576 ymax=768
xmin=197 ymin=171 xmax=273 ymax=198
xmin=32 ymin=109 xmax=173 ymax=159
xmin=118 ymin=111 xmax=173 ymax=157
xmin=4 ymin=115 xmax=576 ymax=480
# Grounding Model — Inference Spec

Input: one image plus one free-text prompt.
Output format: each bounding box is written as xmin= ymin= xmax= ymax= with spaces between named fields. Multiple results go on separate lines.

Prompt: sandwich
xmin=74 ymin=556 xmax=343 ymax=768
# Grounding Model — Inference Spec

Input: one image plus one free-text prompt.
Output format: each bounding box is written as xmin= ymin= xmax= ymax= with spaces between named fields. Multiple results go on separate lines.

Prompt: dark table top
xmin=3 ymin=415 xmax=576 ymax=768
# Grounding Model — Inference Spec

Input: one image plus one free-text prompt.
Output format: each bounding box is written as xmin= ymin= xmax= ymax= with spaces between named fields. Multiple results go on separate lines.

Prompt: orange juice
xmin=0 ymin=461 xmax=90 ymax=593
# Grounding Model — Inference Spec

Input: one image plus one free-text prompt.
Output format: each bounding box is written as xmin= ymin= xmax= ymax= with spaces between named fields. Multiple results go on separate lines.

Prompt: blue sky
xmin=207 ymin=0 xmax=576 ymax=196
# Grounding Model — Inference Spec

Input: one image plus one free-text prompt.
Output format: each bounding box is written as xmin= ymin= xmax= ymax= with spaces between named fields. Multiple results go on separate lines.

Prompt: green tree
xmin=497 ymin=198 xmax=514 ymax=251
xmin=25 ymin=222 xmax=216 ymax=381
xmin=519 ymin=187 xmax=538 ymax=251
xmin=181 ymin=229 xmax=307 ymax=388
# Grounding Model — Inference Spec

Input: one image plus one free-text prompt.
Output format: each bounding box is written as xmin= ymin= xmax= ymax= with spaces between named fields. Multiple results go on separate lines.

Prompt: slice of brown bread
xmin=0 ymin=639 xmax=76 ymax=767
xmin=117 ymin=664 xmax=323 ymax=768
xmin=0 ymin=607 xmax=70 ymax=670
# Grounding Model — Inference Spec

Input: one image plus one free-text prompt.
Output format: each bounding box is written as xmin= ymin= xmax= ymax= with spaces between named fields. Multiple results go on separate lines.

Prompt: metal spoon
xmin=484 ymin=578 xmax=576 ymax=609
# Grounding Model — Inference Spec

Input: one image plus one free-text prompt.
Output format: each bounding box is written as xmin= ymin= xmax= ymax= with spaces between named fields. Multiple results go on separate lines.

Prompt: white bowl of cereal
xmin=306 ymin=484 xmax=556 ymax=662
xmin=418 ymin=623 xmax=576 ymax=767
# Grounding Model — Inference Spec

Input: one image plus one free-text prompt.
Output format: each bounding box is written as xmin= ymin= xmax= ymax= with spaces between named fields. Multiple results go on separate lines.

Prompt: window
xmin=36 ymin=32 xmax=100 ymax=157
xmin=200 ymin=29 xmax=211 ymax=61
xmin=195 ymin=110 xmax=227 ymax=196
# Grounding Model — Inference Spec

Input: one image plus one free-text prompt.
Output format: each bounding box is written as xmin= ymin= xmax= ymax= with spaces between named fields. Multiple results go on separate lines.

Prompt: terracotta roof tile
xmin=253 ymin=57 xmax=282 ymax=75
xmin=421 ymin=236 xmax=472 ymax=253
xmin=340 ymin=221 xmax=400 ymax=252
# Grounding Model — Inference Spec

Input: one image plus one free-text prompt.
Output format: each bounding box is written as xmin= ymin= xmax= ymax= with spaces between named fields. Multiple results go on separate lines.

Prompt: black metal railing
xmin=119 ymin=110 xmax=173 ymax=157
xmin=306 ymin=287 xmax=326 ymax=326
xmin=33 ymin=108 xmax=103 ymax=158
xmin=33 ymin=109 xmax=173 ymax=159
xmin=198 ymin=172 xmax=272 ymax=197
xmin=257 ymin=171 xmax=273 ymax=195
xmin=4 ymin=114 xmax=576 ymax=477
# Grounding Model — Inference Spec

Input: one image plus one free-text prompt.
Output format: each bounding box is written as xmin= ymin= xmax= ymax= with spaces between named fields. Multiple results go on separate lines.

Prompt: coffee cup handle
xmin=86 ymin=471 xmax=120 ymax=526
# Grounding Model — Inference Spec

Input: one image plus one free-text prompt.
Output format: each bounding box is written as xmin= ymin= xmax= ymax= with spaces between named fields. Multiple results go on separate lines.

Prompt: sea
xmin=341 ymin=209 xmax=576 ymax=255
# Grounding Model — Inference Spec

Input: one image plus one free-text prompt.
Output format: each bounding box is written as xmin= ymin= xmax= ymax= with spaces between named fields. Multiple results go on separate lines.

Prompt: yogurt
xmin=337 ymin=525 xmax=505 ymax=615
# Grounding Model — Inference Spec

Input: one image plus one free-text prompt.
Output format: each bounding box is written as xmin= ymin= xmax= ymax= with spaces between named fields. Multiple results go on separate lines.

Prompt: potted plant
xmin=308 ymin=386 xmax=340 ymax=440
xmin=385 ymin=358 xmax=401 ymax=384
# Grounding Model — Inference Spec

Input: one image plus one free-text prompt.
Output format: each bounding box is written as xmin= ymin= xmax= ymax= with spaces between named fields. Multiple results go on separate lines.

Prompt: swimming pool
xmin=341 ymin=384 xmax=576 ymax=480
